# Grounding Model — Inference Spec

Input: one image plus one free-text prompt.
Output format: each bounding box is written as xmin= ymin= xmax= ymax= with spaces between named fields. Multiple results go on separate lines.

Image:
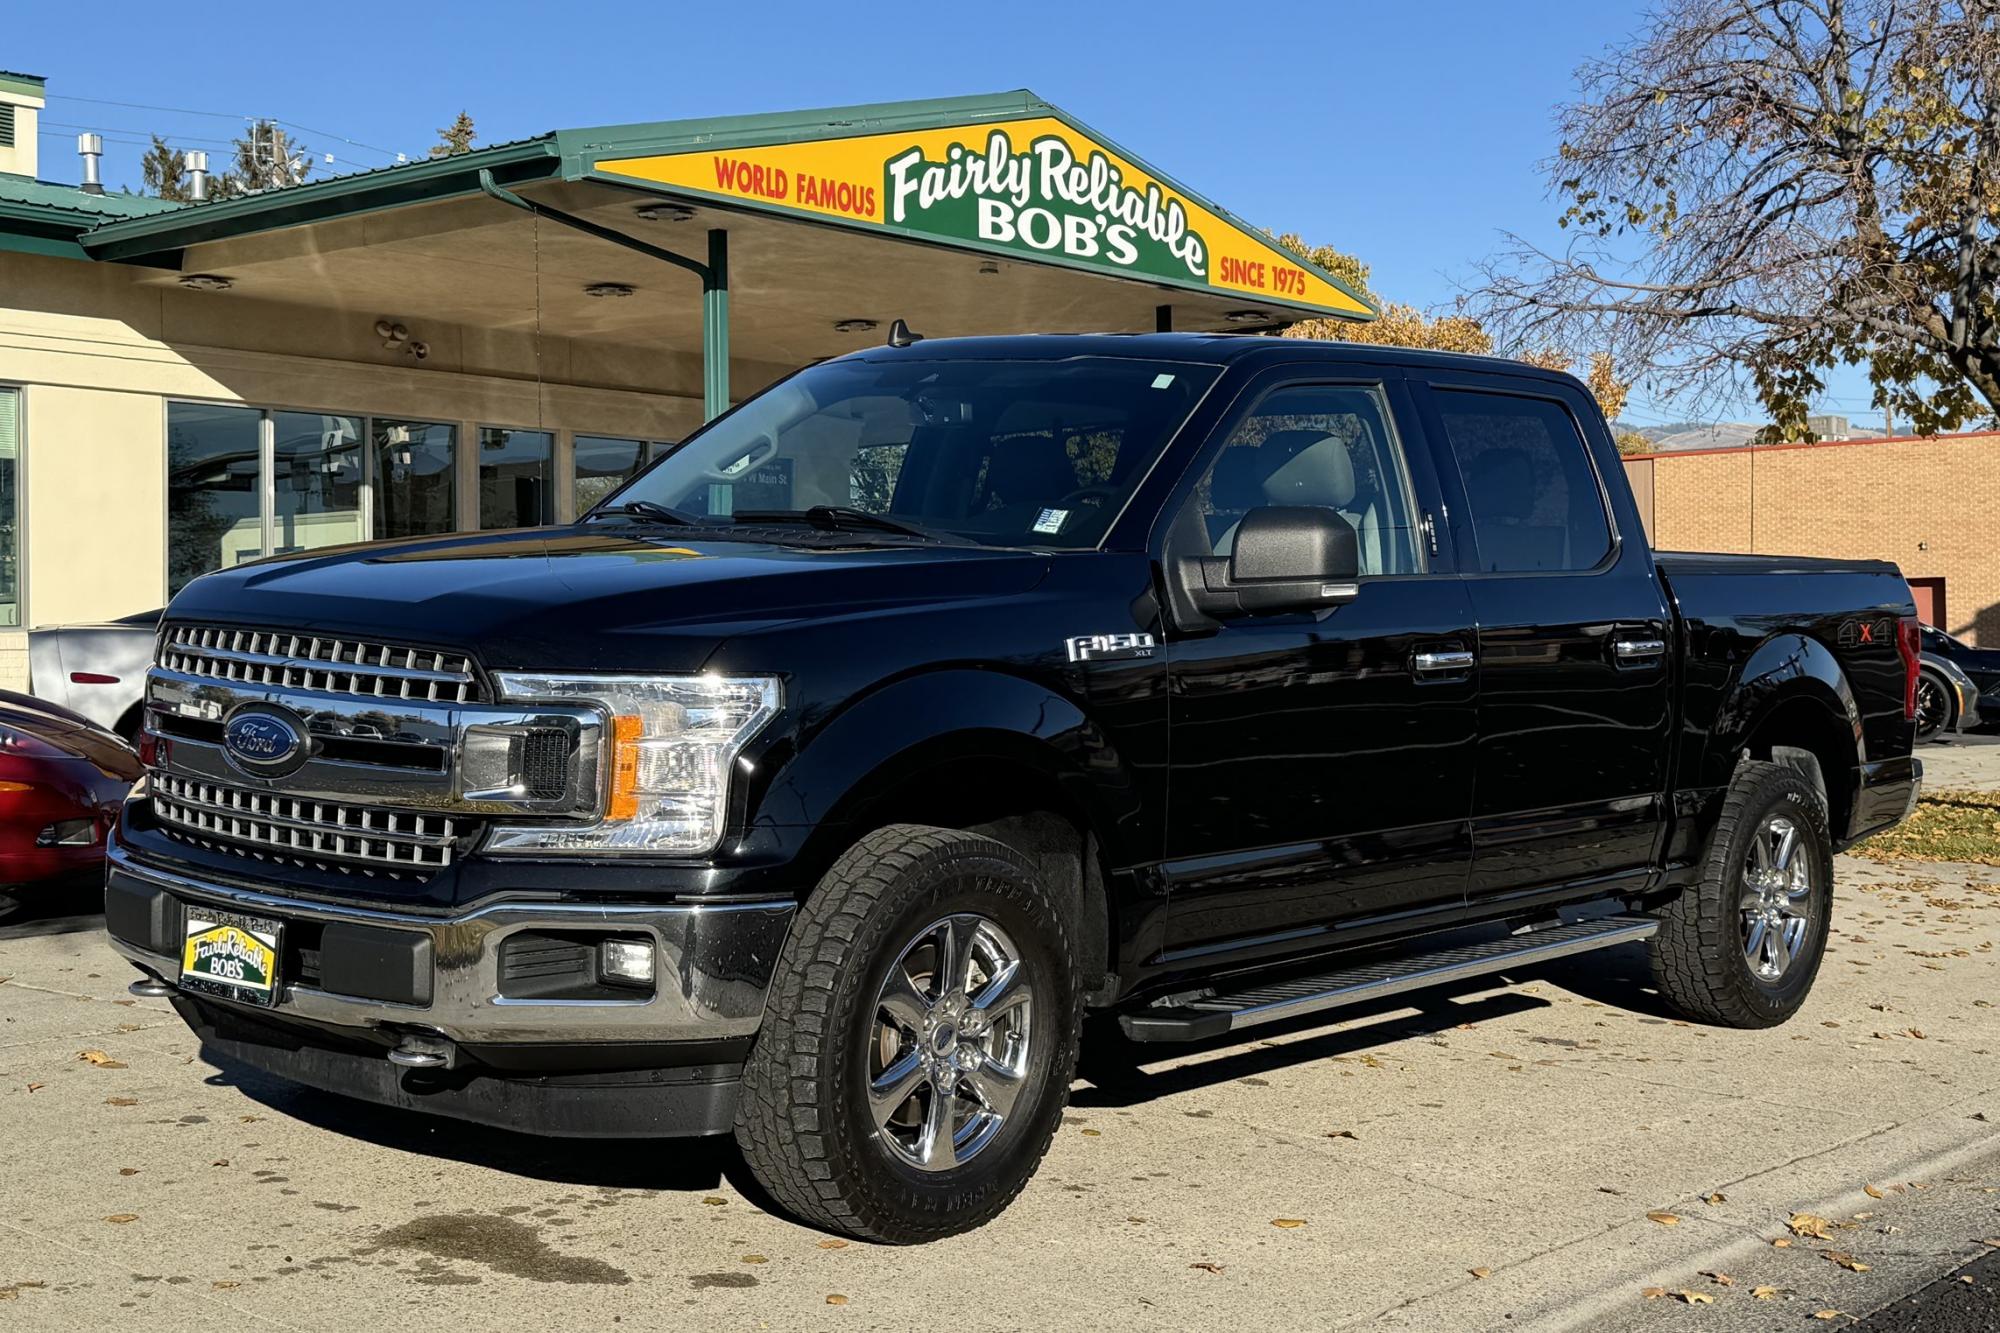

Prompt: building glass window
xmin=273 ymin=411 xmax=366 ymax=556
xmin=167 ymin=402 xmax=264 ymax=595
xmin=479 ymin=427 xmax=554 ymax=529
xmin=0 ymin=388 xmax=20 ymax=626
xmin=374 ymin=419 xmax=457 ymax=540
xmin=573 ymin=435 xmax=673 ymax=514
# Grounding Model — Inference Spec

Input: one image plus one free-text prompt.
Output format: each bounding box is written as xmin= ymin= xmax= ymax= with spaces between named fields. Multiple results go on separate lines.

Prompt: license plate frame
xmin=179 ymin=908 xmax=285 ymax=1008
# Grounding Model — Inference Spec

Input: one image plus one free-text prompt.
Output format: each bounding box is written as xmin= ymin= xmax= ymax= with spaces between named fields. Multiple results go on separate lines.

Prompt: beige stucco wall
xmin=0 ymin=246 xmax=766 ymax=690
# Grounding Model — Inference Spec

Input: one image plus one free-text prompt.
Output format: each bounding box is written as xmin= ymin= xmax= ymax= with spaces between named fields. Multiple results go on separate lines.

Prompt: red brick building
xmin=1623 ymin=430 xmax=1998 ymax=643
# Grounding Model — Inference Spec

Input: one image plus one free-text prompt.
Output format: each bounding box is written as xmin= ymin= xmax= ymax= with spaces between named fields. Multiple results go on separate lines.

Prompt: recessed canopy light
xmin=1224 ymin=309 xmax=1270 ymax=324
xmin=178 ymin=274 xmax=233 ymax=292
xmin=833 ymin=318 xmax=879 ymax=334
xmin=633 ymin=203 xmax=696 ymax=222
xmin=584 ymin=282 xmax=636 ymax=298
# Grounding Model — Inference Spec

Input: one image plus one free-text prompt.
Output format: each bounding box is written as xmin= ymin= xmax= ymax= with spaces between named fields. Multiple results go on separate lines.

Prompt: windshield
xmin=605 ymin=355 xmax=1220 ymax=548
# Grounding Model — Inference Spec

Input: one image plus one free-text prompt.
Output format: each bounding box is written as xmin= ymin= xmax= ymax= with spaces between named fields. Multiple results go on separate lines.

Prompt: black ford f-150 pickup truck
xmin=106 ymin=334 xmax=1921 ymax=1243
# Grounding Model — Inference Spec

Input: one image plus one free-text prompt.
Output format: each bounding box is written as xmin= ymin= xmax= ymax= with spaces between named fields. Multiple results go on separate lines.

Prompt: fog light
xmin=599 ymin=938 xmax=655 ymax=988
xmin=35 ymin=818 xmax=95 ymax=848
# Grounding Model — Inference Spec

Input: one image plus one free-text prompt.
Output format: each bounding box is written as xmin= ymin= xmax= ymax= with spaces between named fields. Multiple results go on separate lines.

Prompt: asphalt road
xmin=1854 ymin=1244 xmax=2000 ymax=1332
xmin=1 ymin=846 xmax=1996 ymax=1331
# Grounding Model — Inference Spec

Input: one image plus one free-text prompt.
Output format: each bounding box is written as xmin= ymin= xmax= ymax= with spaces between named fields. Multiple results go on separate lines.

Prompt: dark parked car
xmin=1919 ymin=625 xmax=2000 ymax=731
xmin=1916 ymin=648 xmax=1980 ymax=741
xmin=0 ymin=690 xmax=141 ymax=915
xmin=106 ymin=335 xmax=1920 ymax=1242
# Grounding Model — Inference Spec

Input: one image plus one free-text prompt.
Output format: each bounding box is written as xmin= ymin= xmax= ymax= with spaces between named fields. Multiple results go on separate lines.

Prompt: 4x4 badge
xmin=1065 ymin=632 xmax=1156 ymax=663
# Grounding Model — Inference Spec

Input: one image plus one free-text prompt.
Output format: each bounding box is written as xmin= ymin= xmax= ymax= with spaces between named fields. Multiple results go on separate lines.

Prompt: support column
xmin=703 ymin=229 xmax=730 ymax=421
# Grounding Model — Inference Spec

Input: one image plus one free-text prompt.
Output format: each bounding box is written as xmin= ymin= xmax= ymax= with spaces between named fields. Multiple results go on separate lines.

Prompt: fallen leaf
xmin=1959 ymin=1275 xmax=1975 ymax=1284
xmin=1752 ymin=1286 xmax=1780 ymax=1299
xmin=1646 ymin=1211 xmax=1681 ymax=1226
xmin=701 ymin=1196 xmax=726 ymax=1206
xmin=1790 ymin=1212 xmax=1835 ymax=1240
xmin=1705 ymin=1191 xmax=1727 ymax=1205
xmin=1701 ymin=1271 xmax=1736 ymax=1286
xmin=1079 ymin=1128 xmax=1101 ymax=1137
xmin=117 ymin=1168 xmax=139 ymax=1177
xmin=77 ymin=1050 xmax=127 ymax=1069
xmin=816 ymin=1239 xmax=848 ymax=1250
xmin=211 ymin=1159 xmax=228 ymax=1168
xmin=104 ymin=1097 xmax=138 ymax=1107
xmin=1812 ymin=1312 xmax=1843 ymax=1321
xmin=238 ymin=1115 xmax=262 ymax=1123
xmin=1470 ymin=1267 xmax=1492 ymax=1279
xmin=1271 ymin=1218 xmax=1307 ymax=1229
xmin=24 ymin=1083 xmax=42 ymax=1093
xmin=1640 ymin=1287 xmax=1668 ymax=1300
xmin=1190 ymin=1261 xmax=1225 ymax=1274
xmin=1907 ymin=1028 xmax=1927 ymax=1039
xmin=103 ymin=1214 xmax=138 ymax=1224
xmin=1675 ymin=1290 xmax=1714 ymax=1304
xmin=1772 ymin=1237 xmax=1794 ymax=1248
xmin=825 ymin=1294 xmax=849 ymax=1306
xmin=740 ymin=1255 xmax=767 ymax=1265
xmin=211 ymin=1280 xmax=240 ymax=1290
xmin=1325 ymin=1130 xmax=1358 ymax=1141
xmin=1823 ymin=1250 xmax=1870 ymax=1272
xmin=1864 ymin=1184 xmax=1885 ymax=1199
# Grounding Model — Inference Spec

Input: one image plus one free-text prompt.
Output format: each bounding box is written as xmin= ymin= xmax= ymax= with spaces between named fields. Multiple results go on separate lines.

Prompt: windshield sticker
xmin=1033 ymin=508 xmax=1069 ymax=535
xmin=1151 ymin=373 xmax=1176 ymax=389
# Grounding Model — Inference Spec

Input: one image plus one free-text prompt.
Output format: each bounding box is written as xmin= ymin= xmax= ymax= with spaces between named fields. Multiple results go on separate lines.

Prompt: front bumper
xmin=104 ymin=842 xmax=796 ymax=1134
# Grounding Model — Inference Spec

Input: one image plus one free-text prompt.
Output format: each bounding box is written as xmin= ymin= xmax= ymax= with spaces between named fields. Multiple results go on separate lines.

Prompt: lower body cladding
xmin=101 ymin=843 xmax=797 ymax=1138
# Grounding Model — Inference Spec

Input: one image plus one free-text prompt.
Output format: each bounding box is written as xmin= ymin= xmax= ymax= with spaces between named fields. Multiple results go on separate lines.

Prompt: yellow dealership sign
xmin=596 ymin=115 xmax=1373 ymax=320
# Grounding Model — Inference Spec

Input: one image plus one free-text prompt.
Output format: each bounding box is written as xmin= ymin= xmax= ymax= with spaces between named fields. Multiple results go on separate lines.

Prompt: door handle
xmin=1413 ymin=649 xmax=1475 ymax=676
xmin=1613 ymin=635 xmax=1667 ymax=663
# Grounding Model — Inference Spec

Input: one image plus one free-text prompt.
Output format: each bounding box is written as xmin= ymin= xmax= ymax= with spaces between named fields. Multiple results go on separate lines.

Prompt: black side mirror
xmin=1179 ymin=506 xmax=1360 ymax=619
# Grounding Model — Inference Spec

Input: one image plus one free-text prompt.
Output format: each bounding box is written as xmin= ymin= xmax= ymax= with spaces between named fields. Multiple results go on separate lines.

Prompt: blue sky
xmin=10 ymin=0 xmax=1880 ymax=428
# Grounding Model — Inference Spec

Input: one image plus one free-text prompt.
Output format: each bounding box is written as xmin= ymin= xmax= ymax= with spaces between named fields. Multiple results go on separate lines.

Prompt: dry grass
xmin=1851 ymin=788 xmax=2000 ymax=866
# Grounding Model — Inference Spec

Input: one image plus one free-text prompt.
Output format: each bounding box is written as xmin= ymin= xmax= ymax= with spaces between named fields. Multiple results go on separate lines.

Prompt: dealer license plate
xmin=179 ymin=909 xmax=285 ymax=1007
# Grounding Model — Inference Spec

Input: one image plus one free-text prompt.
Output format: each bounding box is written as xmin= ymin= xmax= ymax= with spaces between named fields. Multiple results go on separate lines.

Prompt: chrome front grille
xmin=160 ymin=624 xmax=481 ymax=704
xmin=152 ymin=773 xmax=472 ymax=878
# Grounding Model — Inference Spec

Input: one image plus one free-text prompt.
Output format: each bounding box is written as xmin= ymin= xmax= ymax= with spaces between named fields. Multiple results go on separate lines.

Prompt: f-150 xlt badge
xmin=1066 ymin=632 xmax=1156 ymax=663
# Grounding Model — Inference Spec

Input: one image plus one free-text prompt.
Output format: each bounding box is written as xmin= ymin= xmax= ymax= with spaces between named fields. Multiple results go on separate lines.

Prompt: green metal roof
xmin=67 ymin=90 xmax=1374 ymax=320
xmin=0 ymin=71 xmax=46 ymax=100
xmin=0 ymin=176 xmax=185 ymax=260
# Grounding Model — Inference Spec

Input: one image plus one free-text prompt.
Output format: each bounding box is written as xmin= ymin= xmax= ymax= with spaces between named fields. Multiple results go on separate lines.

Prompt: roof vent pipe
xmin=77 ymin=133 xmax=104 ymax=194
xmin=184 ymin=150 xmax=208 ymax=202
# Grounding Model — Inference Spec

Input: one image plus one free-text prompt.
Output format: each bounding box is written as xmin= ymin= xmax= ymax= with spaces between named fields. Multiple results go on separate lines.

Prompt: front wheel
xmin=1649 ymin=760 xmax=1834 ymax=1028
xmin=734 ymin=825 xmax=1080 ymax=1243
xmin=1915 ymin=668 xmax=1955 ymax=741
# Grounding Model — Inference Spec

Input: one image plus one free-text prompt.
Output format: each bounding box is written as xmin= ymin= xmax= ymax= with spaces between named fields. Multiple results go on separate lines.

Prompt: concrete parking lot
xmin=3 ymin=782 xmax=1997 ymax=1330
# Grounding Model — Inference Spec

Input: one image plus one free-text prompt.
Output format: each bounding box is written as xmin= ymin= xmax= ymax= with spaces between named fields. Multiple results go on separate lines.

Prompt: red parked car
xmin=0 ymin=690 xmax=141 ymax=916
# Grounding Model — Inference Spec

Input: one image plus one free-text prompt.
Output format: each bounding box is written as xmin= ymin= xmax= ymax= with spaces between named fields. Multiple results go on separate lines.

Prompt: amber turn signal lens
xmin=607 ymin=715 xmax=643 ymax=821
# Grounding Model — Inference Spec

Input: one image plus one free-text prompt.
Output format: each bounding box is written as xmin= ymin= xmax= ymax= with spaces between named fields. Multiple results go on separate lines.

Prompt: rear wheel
xmin=1649 ymin=761 xmax=1833 ymax=1028
xmin=734 ymin=825 xmax=1080 ymax=1243
xmin=1915 ymin=669 xmax=1955 ymax=740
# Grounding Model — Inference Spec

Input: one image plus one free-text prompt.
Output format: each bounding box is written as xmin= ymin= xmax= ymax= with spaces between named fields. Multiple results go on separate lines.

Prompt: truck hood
xmin=165 ymin=527 xmax=1052 ymax=674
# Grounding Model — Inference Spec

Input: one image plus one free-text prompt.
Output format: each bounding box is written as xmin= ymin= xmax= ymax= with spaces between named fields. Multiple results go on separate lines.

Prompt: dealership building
xmin=0 ymin=74 xmax=1374 ymax=688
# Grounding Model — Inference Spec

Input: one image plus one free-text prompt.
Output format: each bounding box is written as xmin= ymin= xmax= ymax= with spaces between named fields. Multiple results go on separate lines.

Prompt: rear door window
xmin=1433 ymin=390 xmax=1612 ymax=573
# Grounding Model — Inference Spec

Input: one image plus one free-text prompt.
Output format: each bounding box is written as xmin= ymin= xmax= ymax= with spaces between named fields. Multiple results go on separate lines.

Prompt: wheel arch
xmin=1705 ymin=633 xmax=1865 ymax=839
xmin=744 ymin=668 xmax=1147 ymax=1000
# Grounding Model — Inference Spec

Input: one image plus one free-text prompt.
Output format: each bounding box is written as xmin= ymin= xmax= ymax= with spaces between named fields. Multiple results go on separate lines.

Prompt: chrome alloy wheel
xmin=867 ymin=913 xmax=1034 ymax=1173
xmin=1740 ymin=813 xmax=1815 ymax=981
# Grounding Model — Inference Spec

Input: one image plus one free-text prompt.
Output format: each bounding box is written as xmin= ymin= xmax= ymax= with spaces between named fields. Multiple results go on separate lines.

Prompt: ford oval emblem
xmin=222 ymin=708 xmax=307 ymax=776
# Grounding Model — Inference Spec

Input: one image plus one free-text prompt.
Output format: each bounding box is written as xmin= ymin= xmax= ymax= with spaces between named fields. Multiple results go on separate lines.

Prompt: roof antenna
xmin=887 ymin=318 xmax=923 ymax=348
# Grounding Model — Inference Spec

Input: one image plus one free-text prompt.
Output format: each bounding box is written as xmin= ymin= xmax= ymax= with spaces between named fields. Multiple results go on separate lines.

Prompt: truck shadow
xmin=1075 ymin=940 xmax=1675 ymax=1108
xmin=200 ymin=1060 xmax=747 ymax=1196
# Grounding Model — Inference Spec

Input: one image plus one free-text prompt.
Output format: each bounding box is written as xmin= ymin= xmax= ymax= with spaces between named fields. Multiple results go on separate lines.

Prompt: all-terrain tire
xmin=1649 ymin=760 xmax=1834 ymax=1028
xmin=733 ymin=824 xmax=1081 ymax=1243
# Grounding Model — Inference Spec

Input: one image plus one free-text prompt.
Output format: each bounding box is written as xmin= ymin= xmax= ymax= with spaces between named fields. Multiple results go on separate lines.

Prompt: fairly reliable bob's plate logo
xmin=595 ymin=116 xmax=1372 ymax=317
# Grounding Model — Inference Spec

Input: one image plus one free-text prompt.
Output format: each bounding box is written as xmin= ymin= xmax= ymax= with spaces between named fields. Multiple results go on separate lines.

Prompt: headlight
xmin=484 ymin=673 xmax=780 ymax=857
